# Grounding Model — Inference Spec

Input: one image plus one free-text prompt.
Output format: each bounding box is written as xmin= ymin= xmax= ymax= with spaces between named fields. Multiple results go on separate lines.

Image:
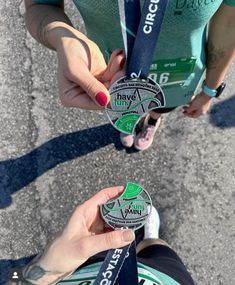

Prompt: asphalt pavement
xmin=0 ymin=1 xmax=234 ymax=284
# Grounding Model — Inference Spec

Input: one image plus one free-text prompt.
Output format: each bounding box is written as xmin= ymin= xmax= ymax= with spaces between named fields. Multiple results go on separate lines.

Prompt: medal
xmin=94 ymin=182 xmax=152 ymax=285
xmin=106 ymin=76 xmax=165 ymax=135
xmin=100 ymin=182 xmax=152 ymax=230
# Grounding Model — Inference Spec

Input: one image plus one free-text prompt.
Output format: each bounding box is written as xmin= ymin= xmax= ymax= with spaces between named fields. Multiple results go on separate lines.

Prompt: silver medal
xmin=105 ymin=76 xmax=165 ymax=134
xmin=100 ymin=182 xmax=152 ymax=230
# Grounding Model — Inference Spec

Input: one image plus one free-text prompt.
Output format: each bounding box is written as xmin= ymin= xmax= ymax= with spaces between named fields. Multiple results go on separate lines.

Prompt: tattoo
xmin=207 ymin=42 xmax=225 ymax=70
xmin=19 ymin=253 xmax=45 ymax=284
xmin=23 ymin=265 xmax=48 ymax=282
xmin=7 ymin=247 xmax=70 ymax=285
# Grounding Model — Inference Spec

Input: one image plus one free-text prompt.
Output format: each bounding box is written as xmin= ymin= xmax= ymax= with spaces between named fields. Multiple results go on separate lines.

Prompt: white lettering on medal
xmin=143 ymin=0 xmax=160 ymax=34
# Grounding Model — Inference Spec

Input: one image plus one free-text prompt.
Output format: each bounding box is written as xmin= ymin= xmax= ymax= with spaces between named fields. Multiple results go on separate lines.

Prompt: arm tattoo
xmin=22 ymin=265 xmax=48 ymax=284
xmin=6 ymin=252 xmax=69 ymax=285
xmin=207 ymin=41 xmax=225 ymax=70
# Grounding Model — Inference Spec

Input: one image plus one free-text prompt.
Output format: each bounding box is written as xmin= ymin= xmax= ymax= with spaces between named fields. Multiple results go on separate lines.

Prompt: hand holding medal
xmin=94 ymin=182 xmax=152 ymax=285
xmin=105 ymin=0 xmax=169 ymax=135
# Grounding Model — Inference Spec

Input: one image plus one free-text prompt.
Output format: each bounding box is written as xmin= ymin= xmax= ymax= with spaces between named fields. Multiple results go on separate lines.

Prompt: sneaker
xmin=119 ymin=132 xmax=135 ymax=148
xmin=134 ymin=116 xmax=161 ymax=151
xmin=144 ymin=206 xmax=160 ymax=240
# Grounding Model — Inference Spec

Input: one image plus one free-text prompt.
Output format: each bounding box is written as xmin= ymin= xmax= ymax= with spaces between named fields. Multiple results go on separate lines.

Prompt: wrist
xmin=45 ymin=22 xmax=87 ymax=51
xmin=21 ymin=246 xmax=71 ymax=285
xmin=202 ymin=81 xmax=226 ymax=98
xmin=200 ymin=91 xmax=214 ymax=101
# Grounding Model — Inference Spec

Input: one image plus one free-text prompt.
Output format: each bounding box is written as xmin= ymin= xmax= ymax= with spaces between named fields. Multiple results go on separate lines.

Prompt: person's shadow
xmin=209 ymin=95 xmax=235 ymax=128
xmin=0 ymin=123 xmax=123 ymax=209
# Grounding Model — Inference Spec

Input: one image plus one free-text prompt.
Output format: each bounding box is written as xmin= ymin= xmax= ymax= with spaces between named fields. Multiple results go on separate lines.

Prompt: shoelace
xmin=141 ymin=125 xmax=155 ymax=140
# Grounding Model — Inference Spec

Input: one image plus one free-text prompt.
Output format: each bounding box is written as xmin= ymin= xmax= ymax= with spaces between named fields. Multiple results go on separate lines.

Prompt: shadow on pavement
xmin=0 ymin=255 xmax=36 ymax=285
xmin=0 ymin=123 xmax=123 ymax=209
xmin=209 ymin=95 xmax=235 ymax=128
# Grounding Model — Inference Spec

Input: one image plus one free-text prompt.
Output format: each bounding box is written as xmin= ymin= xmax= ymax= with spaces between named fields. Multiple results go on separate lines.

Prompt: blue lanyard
xmin=118 ymin=0 xmax=169 ymax=79
xmin=95 ymin=2 xmax=169 ymax=283
xmin=93 ymin=242 xmax=138 ymax=285
xmin=118 ymin=241 xmax=138 ymax=285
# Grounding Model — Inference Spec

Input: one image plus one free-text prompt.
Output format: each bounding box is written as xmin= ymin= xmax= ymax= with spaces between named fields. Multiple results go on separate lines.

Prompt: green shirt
xmin=34 ymin=0 xmax=235 ymax=106
xmin=57 ymin=261 xmax=181 ymax=285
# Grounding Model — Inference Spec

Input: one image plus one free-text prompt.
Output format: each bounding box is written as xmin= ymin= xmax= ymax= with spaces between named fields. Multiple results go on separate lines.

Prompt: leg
xmin=149 ymin=110 xmax=162 ymax=121
xmin=137 ymin=238 xmax=170 ymax=254
xmin=137 ymin=242 xmax=196 ymax=285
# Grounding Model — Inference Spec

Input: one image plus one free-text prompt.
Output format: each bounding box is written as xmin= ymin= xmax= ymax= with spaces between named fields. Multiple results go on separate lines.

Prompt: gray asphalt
xmin=0 ymin=1 xmax=235 ymax=284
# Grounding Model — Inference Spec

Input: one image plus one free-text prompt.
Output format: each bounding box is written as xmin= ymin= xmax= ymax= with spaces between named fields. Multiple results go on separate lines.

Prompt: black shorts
xmin=137 ymin=244 xmax=195 ymax=285
xmin=80 ymin=237 xmax=195 ymax=285
xmin=151 ymin=107 xmax=177 ymax=113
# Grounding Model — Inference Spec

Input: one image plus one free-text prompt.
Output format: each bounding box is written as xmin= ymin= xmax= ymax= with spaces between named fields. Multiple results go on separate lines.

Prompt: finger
xmin=183 ymin=103 xmax=196 ymax=114
xmin=58 ymin=73 xmax=103 ymax=110
xmin=69 ymin=59 xmax=110 ymax=107
xmin=183 ymin=110 xmax=200 ymax=118
xmin=101 ymin=50 xmax=125 ymax=83
xmin=79 ymin=186 xmax=125 ymax=225
xmin=61 ymin=89 xmax=103 ymax=110
xmin=110 ymin=70 xmax=126 ymax=86
xmin=87 ymin=186 xmax=125 ymax=207
xmin=190 ymin=111 xmax=202 ymax=118
xmin=79 ymin=230 xmax=135 ymax=258
xmin=103 ymin=69 xmax=126 ymax=90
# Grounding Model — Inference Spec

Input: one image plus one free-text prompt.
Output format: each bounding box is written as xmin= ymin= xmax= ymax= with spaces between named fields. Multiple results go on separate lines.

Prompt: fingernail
xmin=123 ymin=230 xmax=135 ymax=242
xmin=95 ymin=92 xmax=108 ymax=107
xmin=120 ymin=58 xmax=126 ymax=69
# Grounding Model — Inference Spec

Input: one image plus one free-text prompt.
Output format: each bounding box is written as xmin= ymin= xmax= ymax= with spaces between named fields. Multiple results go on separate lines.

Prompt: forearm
xmin=25 ymin=4 xmax=76 ymax=50
xmin=6 ymin=253 xmax=71 ymax=285
xmin=205 ymin=4 xmax=235 ymax=88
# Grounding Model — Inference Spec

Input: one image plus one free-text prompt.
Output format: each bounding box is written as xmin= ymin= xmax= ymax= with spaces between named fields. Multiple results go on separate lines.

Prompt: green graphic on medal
xmin=105 ymin=76 xmax=165 ymax=135
xmin=100 ymin=182 xmax=152 ymax=230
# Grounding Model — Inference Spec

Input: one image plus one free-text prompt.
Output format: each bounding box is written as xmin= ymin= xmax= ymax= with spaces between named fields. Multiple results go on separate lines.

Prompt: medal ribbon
xmin=95 ymin=2 xmax=168 ymax=282
xmin=93 ymin=241 xmax=138 ymax=285
xmin=118 ymin=0 xmax=169 ymax=79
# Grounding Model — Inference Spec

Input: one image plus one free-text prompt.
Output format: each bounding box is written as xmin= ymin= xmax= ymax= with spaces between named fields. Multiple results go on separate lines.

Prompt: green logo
xmin=114 ymin=114 xmax=140 ymax=134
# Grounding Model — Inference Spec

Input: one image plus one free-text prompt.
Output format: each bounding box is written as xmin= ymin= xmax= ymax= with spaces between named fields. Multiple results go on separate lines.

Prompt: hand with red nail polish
xmin=55 ymin=28 xmax=125 ymax=110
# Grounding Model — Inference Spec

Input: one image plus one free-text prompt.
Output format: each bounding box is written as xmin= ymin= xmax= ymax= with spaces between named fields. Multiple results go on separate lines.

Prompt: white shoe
xmin=144 ymin=206 xmax=160 ymax=240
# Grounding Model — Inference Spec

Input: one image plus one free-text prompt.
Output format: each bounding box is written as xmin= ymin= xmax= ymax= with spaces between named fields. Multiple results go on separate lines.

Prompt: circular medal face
xmin=100 ymin=182 xmax=152 ymax=230
xmin=105 ymin=76 xmax=165 ymax=135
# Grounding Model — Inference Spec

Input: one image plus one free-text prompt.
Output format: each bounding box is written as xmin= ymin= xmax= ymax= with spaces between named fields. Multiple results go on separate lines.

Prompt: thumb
xmin=71 ymin=59 xmax=110 ymax=107
xmin=82 ymin=230 xmax=135 ymax=258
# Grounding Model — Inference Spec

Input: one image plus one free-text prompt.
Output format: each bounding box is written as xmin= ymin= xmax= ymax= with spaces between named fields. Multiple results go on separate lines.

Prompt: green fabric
xmin=72 ymin=0 xmax=226 ymax=107
xmin=223 ymin=0 xmax=235 ymax=5
xmin=58 ymin=261 xmax=181 ymax=285
xmin=33 ymin=0 xmax=62 ymax=4
xmin=34 ymin=0 xmax=234 ymax=107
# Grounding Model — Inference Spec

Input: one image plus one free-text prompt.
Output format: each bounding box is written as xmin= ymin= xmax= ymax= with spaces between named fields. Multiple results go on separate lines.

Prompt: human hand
xmin=183 ymin=92 xmax=213 ymax=118
xmin=56 ymin=29 xmax=125 ymax=109
xmin=38 ymin=186 xmax=135 ymax=274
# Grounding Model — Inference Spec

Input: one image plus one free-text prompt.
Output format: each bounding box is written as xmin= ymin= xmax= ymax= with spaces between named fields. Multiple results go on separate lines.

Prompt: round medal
xmin=105 ymin=76 xmax=165 ymax=135
xmin=100 ymin=182 xmax=152 ymax=230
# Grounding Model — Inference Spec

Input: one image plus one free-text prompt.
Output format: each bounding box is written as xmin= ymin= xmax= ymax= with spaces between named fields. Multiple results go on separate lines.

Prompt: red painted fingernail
xmin=120 ymin=58 xmax=126 ymax=69
xmin=117 ymin=50 xmax=123 ymax=56
xmin=95 ymin=92 xmax=108 ymax=107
